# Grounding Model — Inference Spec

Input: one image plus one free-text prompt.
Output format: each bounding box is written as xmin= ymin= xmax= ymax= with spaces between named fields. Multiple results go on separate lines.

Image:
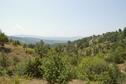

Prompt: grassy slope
xmin=3 ymin=44 xmax=33 ymax=63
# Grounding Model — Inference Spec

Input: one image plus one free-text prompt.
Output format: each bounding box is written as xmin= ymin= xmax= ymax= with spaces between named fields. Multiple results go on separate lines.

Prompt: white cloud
xmin=0 ymin=24 xmax=29 ymax=35
xmin=10 ymin=24 xmax=28 ymax=35
xmin=15 ymin=24 xmax=25 ymax=31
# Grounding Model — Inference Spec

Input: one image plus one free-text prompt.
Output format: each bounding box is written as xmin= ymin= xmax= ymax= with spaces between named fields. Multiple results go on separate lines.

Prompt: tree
xmin=35 ymin=40 xmax=48 ymax=57
xmin=123 ymin=27 xmax=126 ymax=37
xmin=0 ymin=31 xmax=8 ymax=46
xmin=118 ymin=29 xmax=122 ymax=32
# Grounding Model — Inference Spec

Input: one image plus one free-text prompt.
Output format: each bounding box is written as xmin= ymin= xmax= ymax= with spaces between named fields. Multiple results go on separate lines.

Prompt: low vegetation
xmin=0 ymin=28 xmax=126 ymax=84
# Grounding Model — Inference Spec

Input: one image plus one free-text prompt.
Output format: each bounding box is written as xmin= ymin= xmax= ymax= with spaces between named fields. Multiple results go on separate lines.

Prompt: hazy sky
xmin=0 ymin=0 xmax=126 ymax=37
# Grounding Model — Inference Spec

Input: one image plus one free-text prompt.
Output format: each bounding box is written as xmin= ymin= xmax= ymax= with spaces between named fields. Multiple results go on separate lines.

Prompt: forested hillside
xmin=0 ymin=28 xmax=126 ymax=84
xmin=66 ymin=28 xmax=126 ymax=64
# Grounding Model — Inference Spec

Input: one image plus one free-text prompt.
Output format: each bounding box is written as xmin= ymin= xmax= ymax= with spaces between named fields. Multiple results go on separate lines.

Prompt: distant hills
xmin=9 ymin=35 xmax=82 ymax=44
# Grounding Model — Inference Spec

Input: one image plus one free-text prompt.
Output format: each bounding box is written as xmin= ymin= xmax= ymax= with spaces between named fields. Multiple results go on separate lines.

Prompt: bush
xmin=77 ymin=57 xmax=122 ymax=84
xmin=16 ymin=57 xmax=43 ymax=78
xmin=0 ymin=67 xmax=7 ymax=76
xmin=15 ymin=61 xmax=26 ymax=76
xmin=105 ymin=64 xmax=123 ymax=84
xmin=105 ymin=47 xmax=126 ymax=64
xmin=41 ymin=54 xmax=72 ymax=84
xmin=34 ymin=40 xmax=48 ymax=58
xmin=105 ymin=52 xmax=126 ymax=64
xmin=25 ymin=48 xmax=34 ymax=54
xmin=0 ymin=52 xmax=10 ymax=76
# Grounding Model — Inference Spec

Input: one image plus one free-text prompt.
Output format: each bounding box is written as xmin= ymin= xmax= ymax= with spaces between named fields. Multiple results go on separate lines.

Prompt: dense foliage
xmin=42 ymin=54 xmax=72 ymax=84
xmin=77 ymin=57 xmax=122 ymax=84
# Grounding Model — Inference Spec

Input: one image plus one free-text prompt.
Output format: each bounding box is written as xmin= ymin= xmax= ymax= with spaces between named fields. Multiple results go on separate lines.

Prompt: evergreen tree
xmin=35 ymin=40 xmax=48 ymax=57
xmin=123 ymin=27 xmax=126 ymax=37
xmin=0 ymin=31 xmax=8 ymax=46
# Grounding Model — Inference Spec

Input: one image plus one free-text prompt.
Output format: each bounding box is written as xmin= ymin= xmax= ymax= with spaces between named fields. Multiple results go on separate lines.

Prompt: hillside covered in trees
xmin=0 ymin=28 xmax=126 ymax=84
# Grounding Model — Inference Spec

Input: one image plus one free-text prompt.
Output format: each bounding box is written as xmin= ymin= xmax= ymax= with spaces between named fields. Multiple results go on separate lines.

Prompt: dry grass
xmin=26 ymin=79 xmax=48 ymax=84
xmin=0 ymin=76 xmax=27 ymax=84
xmin=117 ymin=64 xmax=126 ymax=74
xmin=0 ymin=77 xmax=100 ymax=84
xmin=68 ymin=80 xmax=86 ymax=84
xmin=0 ymin=76 xmax=47 ymax=84
xmin=3 ymin=44 xmax=33 ymax=62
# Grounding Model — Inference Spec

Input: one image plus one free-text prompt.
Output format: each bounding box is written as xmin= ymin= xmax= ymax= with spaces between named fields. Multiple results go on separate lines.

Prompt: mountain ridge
xmin=9 ymin=35 xmax=82 ymax=44
xmin=9 ymin=36 xmax=67 ymax=44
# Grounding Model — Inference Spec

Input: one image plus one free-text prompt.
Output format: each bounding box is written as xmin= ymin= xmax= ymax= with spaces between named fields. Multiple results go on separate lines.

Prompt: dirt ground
xmin=25 ymin=79 xmax=96 ymax=84
xmin=26 ymin=79 xmax=86 ymax=84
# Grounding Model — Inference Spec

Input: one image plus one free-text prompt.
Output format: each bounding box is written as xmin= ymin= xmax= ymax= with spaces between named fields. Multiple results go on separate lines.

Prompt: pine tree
xmin=0 ymin=31 xmax=8 ymax=46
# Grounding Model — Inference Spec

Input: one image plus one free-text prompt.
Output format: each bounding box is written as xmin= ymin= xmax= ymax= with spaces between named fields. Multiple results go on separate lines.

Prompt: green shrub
xmin=105 ymin=52 xmax=126 ymax=64
xmin=41 ymin=55 xmax=72 ymax=84
xmin=15 ymin=60 xmax=27 ymax=76
xmin=25 ymin=57 xmax=43 ymax=78
xmin=104 ymin=64 xmax=123 ymax=84
xmin=77 ymin=57 xmax=122 ymax=84
xmin=0 ymin=67 xmax=7 ymax=76
xmin=0 ymin=52 xmax=10 ymax=76
xmin=77 ymin=57 xmax=108 ymax=80
xmin=0 ymin=52 xmax=10 ymax=68
xmin=34 ymin=40 xmax=48 ymax=58
xmin=25 ymin=48 xmax=34 ymax=54
xmin=105 ymin=46 xmax=126 ymax=64
xmin=16 ymin=57 xmax=43 ymax=78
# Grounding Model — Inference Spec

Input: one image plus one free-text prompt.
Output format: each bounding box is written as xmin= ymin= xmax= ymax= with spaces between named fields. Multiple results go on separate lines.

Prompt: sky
xmin=0 ymin=0 xmax=126 ymax=37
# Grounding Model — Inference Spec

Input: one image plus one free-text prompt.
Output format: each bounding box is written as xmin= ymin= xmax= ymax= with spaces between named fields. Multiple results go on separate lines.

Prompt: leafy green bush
xmin=77 ymin=57 xmax=122 ymax=84
xmin=41 ymin=54 xmax=72 ymax=84
xmin=77 ymin=57 xmax=108 ymax=80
